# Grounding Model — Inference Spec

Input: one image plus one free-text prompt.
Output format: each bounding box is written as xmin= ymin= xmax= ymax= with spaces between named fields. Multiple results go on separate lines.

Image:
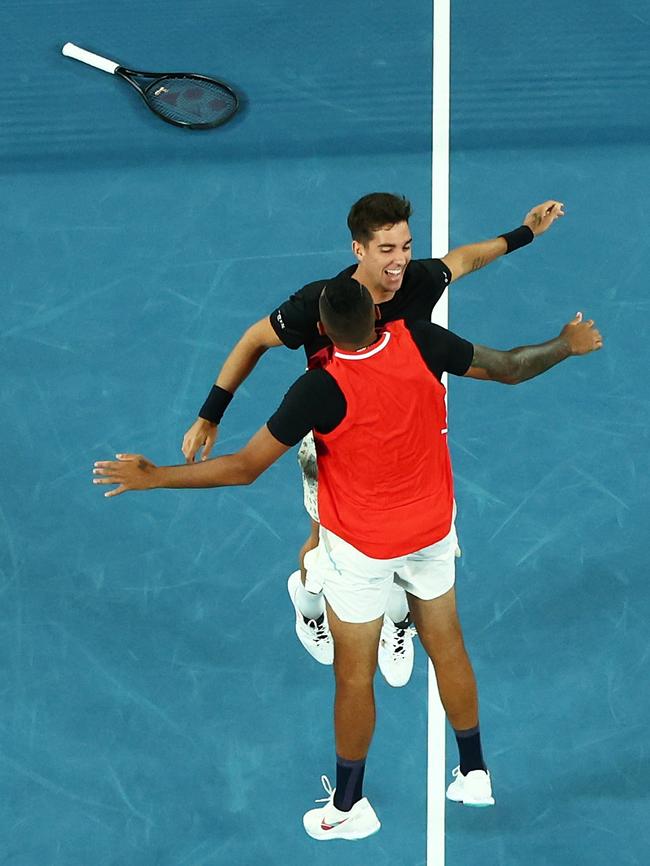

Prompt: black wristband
xmin=499 ymin=225 xmax=534 ymax=253
xmin=198 ymin=385 xmax=233 ymax=424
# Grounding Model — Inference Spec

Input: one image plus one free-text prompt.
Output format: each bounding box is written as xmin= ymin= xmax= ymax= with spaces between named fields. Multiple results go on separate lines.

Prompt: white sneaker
xmin=446 ymin=766 xmax=495 ymax=807
xmin=287 ymin=571 xmax=333 ymax=665
xmin=377 ymin=615 xmax=416 ymax=687
xmin=303 ymin=776 xmax=381 ymax=841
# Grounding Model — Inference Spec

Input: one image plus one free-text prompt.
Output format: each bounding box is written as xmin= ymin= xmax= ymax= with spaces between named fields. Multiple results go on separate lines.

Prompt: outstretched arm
xmin=182 ymin=317 xmax=283 ymax=464
xmin=95 ymin=425 xmax=290 ymax=498
xmin=465 ymin=312 xmax=603 ymax=384
xmin=441 ymin=200 xmax=565 ymax=283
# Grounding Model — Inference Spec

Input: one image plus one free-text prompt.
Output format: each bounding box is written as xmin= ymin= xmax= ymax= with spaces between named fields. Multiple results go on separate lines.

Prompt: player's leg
xmin=287 ymin=522 xmax=331 ymax=663
xmin=398 ymin=522 xmax=494 ymax=807
xmin=302 ymin=529 xmax=391 ymax=840
xmin=407 ymin=587 xmax=479 ymax=729
xmin=302 ymin=610 xmax=383 ymax=840
xmin=407 ymin=588 xmax=493 ymax=805
xmin=287 ymin=435 xmax=332 ymax=662
xmin=298 ymin=517 xmax=320 ymax=586
xmin=328 ymin=604 xmax=382 ymax=760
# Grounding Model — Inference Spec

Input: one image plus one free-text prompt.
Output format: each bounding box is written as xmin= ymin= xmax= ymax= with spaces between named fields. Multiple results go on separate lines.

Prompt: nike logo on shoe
xmin=321 ymin=817 xmax=349 ymax=830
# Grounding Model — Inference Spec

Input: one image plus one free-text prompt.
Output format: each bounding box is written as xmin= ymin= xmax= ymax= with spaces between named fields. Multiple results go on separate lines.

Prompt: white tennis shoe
xmin=303 ymin=776 xmax=381 ymax=841
xmin=446 ymin=766 xmax=495 ymax=807
xmin=287 ymin=571 xmax=333 ymax=665
xmin=377 ymin=615 xmax=416 ymax=687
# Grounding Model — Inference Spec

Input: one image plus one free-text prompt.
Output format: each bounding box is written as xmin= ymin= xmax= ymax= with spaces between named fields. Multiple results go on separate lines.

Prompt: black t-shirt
xmin=267 ymin=320 xmax=474 ymax=446
xmin=269 ymin=259 xmax=451 ymax=360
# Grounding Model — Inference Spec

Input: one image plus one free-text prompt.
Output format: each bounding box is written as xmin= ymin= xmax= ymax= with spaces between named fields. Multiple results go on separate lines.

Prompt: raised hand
xmin=560 ymin=312 xmax=603 ymax=355
xmin=523 ymin=200 xmax=565 ymax=237
xmin=182 ymin=418 xmax=218 ymax=463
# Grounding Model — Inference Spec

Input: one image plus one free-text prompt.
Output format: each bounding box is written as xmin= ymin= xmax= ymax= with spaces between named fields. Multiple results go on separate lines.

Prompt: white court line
xmin=429 ymin=0 xmax=450 ymax=864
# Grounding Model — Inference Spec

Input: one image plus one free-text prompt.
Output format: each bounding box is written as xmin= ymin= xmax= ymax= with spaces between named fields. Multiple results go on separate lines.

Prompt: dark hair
xmin=319 ymin=277 xmax=375 ymax=344
xmin=347 ymin=193 xmax=412 ymax=244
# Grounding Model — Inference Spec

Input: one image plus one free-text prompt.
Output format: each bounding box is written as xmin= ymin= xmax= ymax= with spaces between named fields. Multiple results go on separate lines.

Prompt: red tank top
xmin=315 ymin=319 xmax=454 ymax=558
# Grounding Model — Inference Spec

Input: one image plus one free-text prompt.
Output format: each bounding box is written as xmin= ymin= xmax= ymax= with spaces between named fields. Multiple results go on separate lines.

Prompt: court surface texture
xmin=2 ymin=1 xmax=649 ymax=864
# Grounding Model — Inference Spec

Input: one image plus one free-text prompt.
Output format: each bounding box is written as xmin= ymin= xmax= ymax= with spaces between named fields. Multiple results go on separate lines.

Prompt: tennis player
xmin=93 ymin=278 xmax=602 ymax=839
xmin=181 ymin=193 xmax=565 ymax=686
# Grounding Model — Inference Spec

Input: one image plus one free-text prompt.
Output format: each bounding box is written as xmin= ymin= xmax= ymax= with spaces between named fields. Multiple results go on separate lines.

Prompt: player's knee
xmin=333 ymin=655 xmax=377 ymax=689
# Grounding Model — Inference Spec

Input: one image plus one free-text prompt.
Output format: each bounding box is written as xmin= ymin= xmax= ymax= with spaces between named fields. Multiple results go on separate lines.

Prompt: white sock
xmin=296 ymin=582 xmax=325 ymax=620
xmin=386 ymin=583 xmax=409 ymax=624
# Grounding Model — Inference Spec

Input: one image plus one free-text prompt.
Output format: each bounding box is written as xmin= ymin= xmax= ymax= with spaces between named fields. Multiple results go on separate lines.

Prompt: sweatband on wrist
xmin=198 ymin=385 xmax=233 ymax=424
xmin=499 ymin=225 xmax=534 ymax=253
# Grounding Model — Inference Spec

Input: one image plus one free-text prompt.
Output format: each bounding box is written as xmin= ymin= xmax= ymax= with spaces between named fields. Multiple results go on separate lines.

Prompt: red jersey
xmin=315 ymin=319 xmax=454 ymax=558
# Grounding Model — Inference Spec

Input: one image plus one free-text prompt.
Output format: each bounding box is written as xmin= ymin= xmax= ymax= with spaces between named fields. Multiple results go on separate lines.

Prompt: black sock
xmin=333 ymin=755 xmax=365 ymax=811
xmin=454 ymin=725 xmax=486 ymax=776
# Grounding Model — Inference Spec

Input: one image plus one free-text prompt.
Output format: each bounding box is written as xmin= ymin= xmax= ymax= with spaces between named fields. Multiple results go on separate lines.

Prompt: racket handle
xmin=62 ymin=43 xmax=120 ymax=74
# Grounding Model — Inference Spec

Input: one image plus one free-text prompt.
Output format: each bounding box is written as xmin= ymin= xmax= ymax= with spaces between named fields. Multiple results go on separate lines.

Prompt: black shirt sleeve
xmin=419 ymin=258 xmax=452 ymax=288
xmin=266 ymin=368 xmax=347 ymax=446
xmin=407 ymin=320 xmax=474 ymax=380
xmin=410 ymin=258 xmax=452 ymax=310
xmin=268 ymin=280 xmax=325 ymax=350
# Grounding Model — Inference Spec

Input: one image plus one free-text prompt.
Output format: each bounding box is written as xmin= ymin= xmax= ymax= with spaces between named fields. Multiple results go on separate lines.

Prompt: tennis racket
xmin=61 ymin=43 xmax=239 ymax=130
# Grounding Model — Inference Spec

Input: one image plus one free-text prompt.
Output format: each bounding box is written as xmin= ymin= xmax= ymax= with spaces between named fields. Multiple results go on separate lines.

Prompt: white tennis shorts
xmin=304 ymin=520 xmax=458 ymax=623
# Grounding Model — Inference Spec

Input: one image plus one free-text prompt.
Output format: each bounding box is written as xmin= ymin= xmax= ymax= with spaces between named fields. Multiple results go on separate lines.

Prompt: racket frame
xmin=62 ymin=43 xmax=239 ymax=130
xmin=116 ymin=68 xmax=239 ymax=130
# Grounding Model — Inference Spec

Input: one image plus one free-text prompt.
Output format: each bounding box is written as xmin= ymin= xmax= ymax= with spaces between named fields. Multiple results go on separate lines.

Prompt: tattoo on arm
xmin=471 ymin=338 xmax=571 ymax=384
xmin=470 ymin=255 xmax=488 ymax=272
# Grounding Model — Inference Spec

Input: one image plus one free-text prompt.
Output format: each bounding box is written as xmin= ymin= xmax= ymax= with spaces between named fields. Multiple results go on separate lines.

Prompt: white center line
xmin=429 ymin=0 xmax=451 ymax=864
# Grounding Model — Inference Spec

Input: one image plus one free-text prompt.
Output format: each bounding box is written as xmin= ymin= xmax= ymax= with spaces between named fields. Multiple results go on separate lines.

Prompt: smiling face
xmin=352 ymin=222 xmax=412 ymax=303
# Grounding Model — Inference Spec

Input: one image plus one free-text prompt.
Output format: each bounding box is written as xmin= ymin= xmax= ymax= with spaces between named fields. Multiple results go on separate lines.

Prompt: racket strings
xmin=145 ymin=77 xmax=237 ymax=126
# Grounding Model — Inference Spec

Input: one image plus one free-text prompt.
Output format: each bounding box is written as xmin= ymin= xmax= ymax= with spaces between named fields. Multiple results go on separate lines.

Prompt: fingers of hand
xmin=105 ymin=484 xmax=126 ymax=498
xmin=575 ymin=315 xmax=602 ymax=344
xmin=577 ymin=322 xmax=603 ymax=352
xmin=94 ymin=461 xmax=118 ymax=473
xmin=93 ymin=463 xmax=121 ymax=483
xmin=93 ymin=460 xmax=128 ymax=491
xmin=203 ymin=433 xmax=216 ymax=459
xmin=183 ymin=427 xmax=204 ymax=455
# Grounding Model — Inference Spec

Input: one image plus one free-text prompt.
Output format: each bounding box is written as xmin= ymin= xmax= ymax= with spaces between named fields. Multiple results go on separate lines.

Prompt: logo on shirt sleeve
xmin=275 ymin=311 xmax=286 ymax=330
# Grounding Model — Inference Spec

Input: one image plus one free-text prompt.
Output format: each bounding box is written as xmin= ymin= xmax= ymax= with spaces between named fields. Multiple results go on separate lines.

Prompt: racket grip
xmin=62 ymin=43 xmax=120 ymax=74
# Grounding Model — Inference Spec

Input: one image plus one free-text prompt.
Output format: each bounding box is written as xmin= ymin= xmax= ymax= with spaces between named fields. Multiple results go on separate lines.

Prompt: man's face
xmin=353 ymin=222 xmax=412 ymax=302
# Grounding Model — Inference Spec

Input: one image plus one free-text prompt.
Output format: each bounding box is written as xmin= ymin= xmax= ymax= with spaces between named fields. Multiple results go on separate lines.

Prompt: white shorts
xmin=304 ymin=522 xmax=458 ymax=623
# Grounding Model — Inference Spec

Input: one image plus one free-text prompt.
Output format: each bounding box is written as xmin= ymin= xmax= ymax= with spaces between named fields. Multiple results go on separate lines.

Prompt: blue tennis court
xmin=2 ymin=1 xmax=649 ymax=864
